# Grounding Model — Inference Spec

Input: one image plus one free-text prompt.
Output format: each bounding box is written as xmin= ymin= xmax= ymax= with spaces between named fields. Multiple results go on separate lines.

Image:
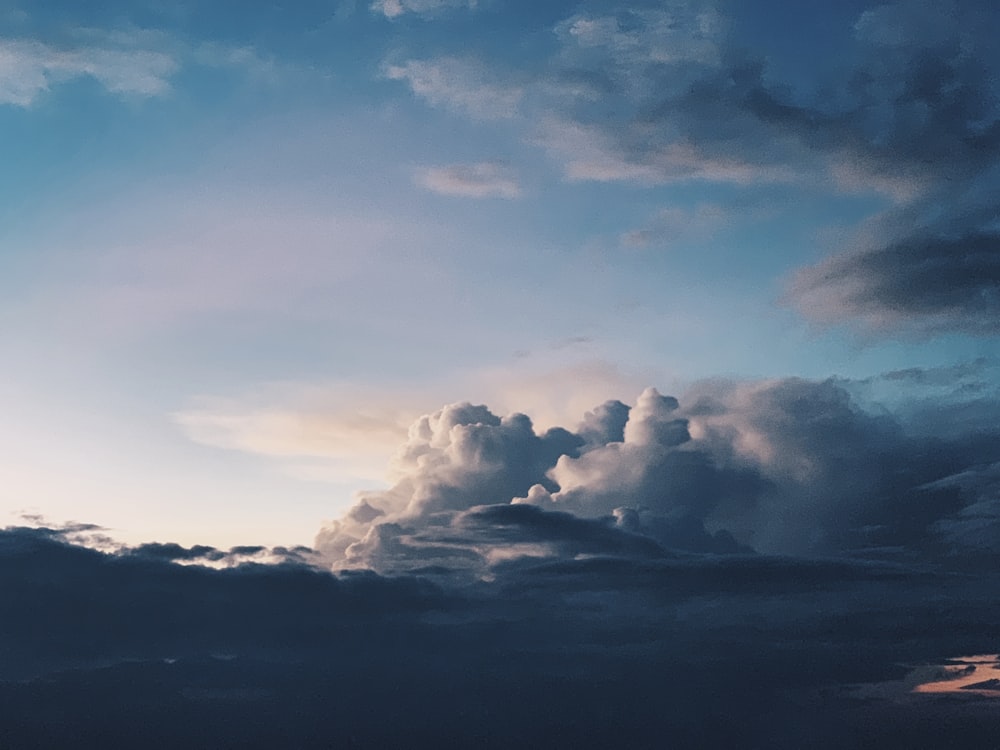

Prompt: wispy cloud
xmin=417 ymin=162 xmax=521 ymax=199
xmin=174 ymin=384 xmax=420 ymax=484
xmin=375 ymin=0 xmax=1000 ymax=336
xmin=0 ymin=37 xmax=177 ymax=106
xmin=384 ymin=57 xmax=522 ymax=120
xmin=372 ymin=0 xmax=479 ymax=19
xmin=787 ymin=190 xmax=1000 ymax=336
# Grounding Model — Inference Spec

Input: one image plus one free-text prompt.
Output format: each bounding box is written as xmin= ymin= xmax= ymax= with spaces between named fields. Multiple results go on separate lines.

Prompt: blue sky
xmin=2 ymin=0 xmax=997 ymax=549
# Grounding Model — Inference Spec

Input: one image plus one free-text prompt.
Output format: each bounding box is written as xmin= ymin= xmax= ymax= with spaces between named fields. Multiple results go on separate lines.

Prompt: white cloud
xmin=372 ymin=0 xmax=479 ymax=19
xmin=557 ymin=6 xmax=724 ymax=68
xmin=173 ymin=361 xmax=643 ymax=487
xmin=384 ymin=57 xmax=522 ymax=120
xmin=0 ymin=37 xmax=177 ymax=106
xmin=534 ymin=118 xmax=666 ymax=184
xmin=535 ymin=118 xmax=792 ymax=186
xmin=417 ymin=162 xmax=521 ymax=199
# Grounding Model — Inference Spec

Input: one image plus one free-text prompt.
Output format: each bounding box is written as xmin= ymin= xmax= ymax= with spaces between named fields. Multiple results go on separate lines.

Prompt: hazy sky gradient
xmin=3 ymin=1 xmax=1000 ymax=746
xmin=3 ymin=0 xmax=996 ymax=550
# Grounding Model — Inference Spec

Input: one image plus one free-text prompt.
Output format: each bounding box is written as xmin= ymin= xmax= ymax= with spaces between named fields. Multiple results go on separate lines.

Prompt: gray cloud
xmin=789 ymin=199 xmax=1000 ymax=335
xmin=9 ymin=522 xmax=1000 ymax=747
xmin=392 ymin=0 xmax=1000 ymax=336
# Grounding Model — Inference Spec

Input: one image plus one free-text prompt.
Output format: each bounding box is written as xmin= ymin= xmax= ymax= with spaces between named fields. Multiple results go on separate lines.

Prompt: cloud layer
xmin=6 ymin=518 xmax=1000 ymax=747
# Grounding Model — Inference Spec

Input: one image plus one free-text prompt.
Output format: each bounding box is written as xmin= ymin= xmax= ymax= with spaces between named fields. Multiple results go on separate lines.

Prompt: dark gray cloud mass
xmin=5 ymin=520 xmax=1000 ymax=747
xmin=789 ymin=193 xmax=1000 ymax=335
xmin=526 ymin=0 xmax=1000 ymax=335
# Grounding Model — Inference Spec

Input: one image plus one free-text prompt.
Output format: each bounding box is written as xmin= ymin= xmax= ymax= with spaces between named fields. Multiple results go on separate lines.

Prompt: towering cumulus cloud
xmin=316 ymin=379 xmax=1000 ymax=573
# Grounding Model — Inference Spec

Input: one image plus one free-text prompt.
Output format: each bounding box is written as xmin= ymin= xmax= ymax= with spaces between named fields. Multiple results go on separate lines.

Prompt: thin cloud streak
xmin=417 ymin=162 xmax=521 ymax=199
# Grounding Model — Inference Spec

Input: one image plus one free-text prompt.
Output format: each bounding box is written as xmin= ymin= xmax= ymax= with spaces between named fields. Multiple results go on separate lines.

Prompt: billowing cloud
xmin=384 ymin=57 xmax=522 ymax=120
xmin=9 ymin=368 xmax=1000 ymax=742
xmin=417 ymin=162 xmax=521 ymax=199
xmin=314 ymin=376 xmax=1000 ymax=573
xmin=173 ymin=362 xmax=647 ymax=487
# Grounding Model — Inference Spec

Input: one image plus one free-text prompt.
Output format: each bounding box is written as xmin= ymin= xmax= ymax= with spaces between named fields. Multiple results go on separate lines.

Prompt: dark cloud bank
xmin=521 ymin=0 xmax=1000 ymax=336
xmin=6 ymin=373 xmax=1000 ymax=748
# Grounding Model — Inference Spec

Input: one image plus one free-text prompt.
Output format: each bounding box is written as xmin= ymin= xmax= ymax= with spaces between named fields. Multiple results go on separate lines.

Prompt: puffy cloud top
xmin=316 ymin=378 xmax=1000 ymax=573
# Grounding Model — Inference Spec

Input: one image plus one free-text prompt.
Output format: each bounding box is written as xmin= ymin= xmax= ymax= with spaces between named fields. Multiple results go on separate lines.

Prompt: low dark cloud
xmin=6 ymin=522 xmax=1000 ymax=747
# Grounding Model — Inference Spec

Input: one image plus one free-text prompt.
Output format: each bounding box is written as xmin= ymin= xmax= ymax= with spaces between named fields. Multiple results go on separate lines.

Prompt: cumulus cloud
xmin=556 ymin=5 xmax=724 ymax=68
xmin=0 ymin=36 xmax=177 ymax=105
xmin=173 ymin=362 xmax=646 ymax=486
xmin=384 ymin=57 xmax=522 ymax=120
xmin=314 ymin=377 xmax=1000 ymax=573
xmin=0 ymin=26 xmax=288 ymax=109
xmin=416 ymin=162 xmax=521 ymax=199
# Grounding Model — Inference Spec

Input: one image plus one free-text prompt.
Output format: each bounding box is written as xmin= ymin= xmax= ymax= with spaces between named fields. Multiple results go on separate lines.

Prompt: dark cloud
xmin=877 ymin=357 xmax=994 ymax=386
xmin=128 ymin=542 xmax=229 ymax=562
xmin=789 ymin=212 xmax=1000 ymax=335
xmin=525 ymin=0 xmax=1000 ymax=335
xmin=7 ymin=523 xmax=1000 ymax=747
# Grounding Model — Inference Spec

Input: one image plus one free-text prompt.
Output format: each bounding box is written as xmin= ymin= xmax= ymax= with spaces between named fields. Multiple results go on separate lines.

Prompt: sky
xmin=2 ymin=0 xmax=1000 ymax=745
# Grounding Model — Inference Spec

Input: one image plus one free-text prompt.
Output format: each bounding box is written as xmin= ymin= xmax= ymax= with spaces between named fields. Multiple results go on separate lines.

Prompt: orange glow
xmin=913 ymin=655 xmax=1000 ymax=696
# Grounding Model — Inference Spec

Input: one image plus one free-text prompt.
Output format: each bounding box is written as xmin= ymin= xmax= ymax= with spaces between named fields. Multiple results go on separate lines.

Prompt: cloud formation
xmin=0 ymin=37 xmax=177 ymax=106
xmin=789 ymin=198 xmax=1000 ymax=335
xmin=384 ymin=57 xmax=522 ymax=120
xmin=7 ymin=520 xmax=1000 ymax=747
xmin=385 ymin=0 xmax=999 ymax=336
xmin=371 ymin=0 xmax=479 ymax=19
xmin=417 ymin=162 xmax=521 ymax=199
xmin=314 ymin=376 xmax=1000 ymax=574
xmin=564 ymin=0 xmax=999 ymax=335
